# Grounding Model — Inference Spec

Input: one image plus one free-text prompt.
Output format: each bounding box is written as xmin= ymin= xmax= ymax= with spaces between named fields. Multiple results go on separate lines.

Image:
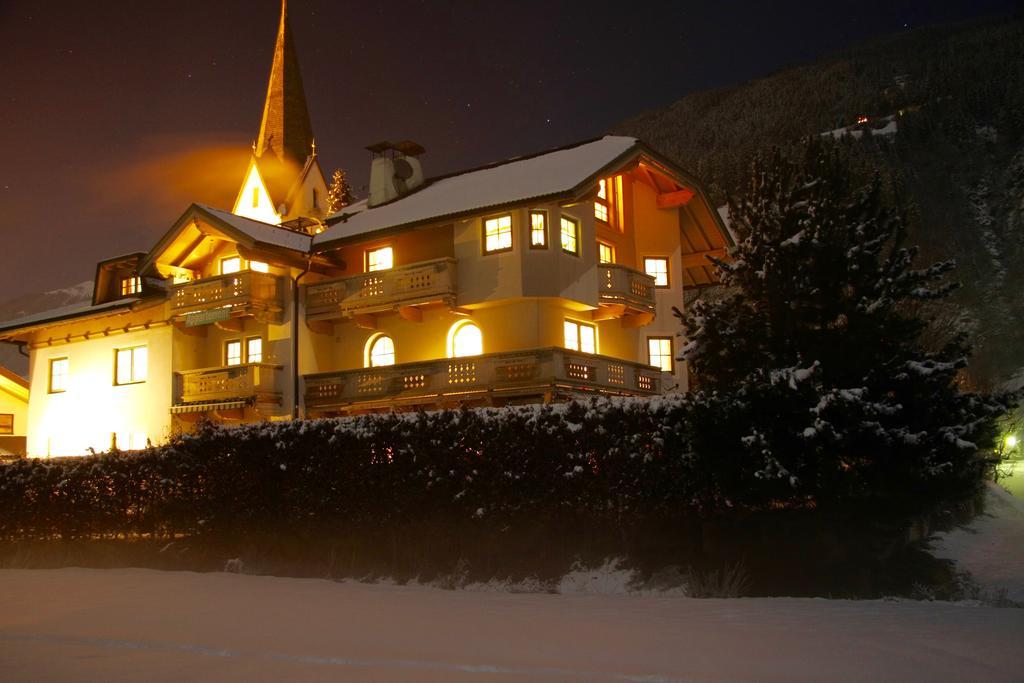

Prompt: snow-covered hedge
xmin=0 ymin=398 xmax=691 ymax=540
xmin=0 ymin=390 xmax=998 ymax=541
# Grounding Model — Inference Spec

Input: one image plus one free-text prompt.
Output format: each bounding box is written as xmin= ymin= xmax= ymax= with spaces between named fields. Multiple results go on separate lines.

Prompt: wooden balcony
xmin=170 ymin=271 xmax=284 ymax=326
xmin=305 ymin=258 xmax=456 ymax=322
xmin=175 ymin=363 xmax=282 ymax=406
xmin=598 ymin=264 xmax=656 ymax=312
xmin=304 ymin=347 xmax=665 ymax=413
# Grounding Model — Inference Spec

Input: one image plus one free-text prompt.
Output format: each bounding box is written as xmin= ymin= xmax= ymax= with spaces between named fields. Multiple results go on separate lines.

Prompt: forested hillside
xmin=617 ymin=16 xmax=1024 ymax=387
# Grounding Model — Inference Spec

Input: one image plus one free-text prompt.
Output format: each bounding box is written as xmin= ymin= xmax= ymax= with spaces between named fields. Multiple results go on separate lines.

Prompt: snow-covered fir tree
xmin=678 ymin=141 xmax=1012 ymax=506
xmin=327 ymin=168 xmax=356 ymax=213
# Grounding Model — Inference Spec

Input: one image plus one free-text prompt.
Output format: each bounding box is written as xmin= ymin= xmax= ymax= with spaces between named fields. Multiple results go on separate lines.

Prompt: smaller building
xmin=0 ymin=366 xmax=29 ymax=458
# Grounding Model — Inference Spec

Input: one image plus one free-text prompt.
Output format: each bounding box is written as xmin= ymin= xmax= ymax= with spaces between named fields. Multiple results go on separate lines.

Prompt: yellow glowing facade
xmin=0 ymin=367 xmax=29 ymax=456
xmin=0 ymin=1 xmax=732 ymax=456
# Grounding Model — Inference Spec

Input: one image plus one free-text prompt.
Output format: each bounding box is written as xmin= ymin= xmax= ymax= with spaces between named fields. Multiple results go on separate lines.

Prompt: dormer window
xmin=313 ymin=188 xmax=320 ymax=210
xmin=120 ymin=276 xmax=141 ymax=296
xmin=252 ymin=187 xmax=260 ymax=208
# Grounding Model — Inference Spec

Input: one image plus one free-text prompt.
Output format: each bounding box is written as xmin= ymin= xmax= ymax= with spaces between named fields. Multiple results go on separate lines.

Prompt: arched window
xmin=447 ymin=321 xmax=482 ymax=358
xmin=365 ymin=334 xmax=395 ymax=367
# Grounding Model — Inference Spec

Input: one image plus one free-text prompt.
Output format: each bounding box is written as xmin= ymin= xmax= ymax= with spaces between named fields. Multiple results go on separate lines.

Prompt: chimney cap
xmin=365 ymin=140 xmax=426 ymax=157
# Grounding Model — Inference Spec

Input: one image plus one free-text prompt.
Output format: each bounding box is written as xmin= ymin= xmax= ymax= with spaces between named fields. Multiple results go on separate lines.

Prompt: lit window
xmin=366 ymin=246 xmax=394 ymax=272
xmin=121 ymin=276 xmax=141 ymax=296
xmin=564 ymin=320 xmax=596 ymax=354
xmin=448 ymin=321 xmax=483 ymax=358
xmin=49 ymin=358 xmax=68 ymax=393
xmin=313 ymin=188 xmax=319 ymax=210
xmin=115 ymin=346 xmax=147 ymax=385
xmin=225 ymin=340 xmax=242 ymax=366
xmin=529 ymin=211 xmax=547 ymax=248
xmin=221 ymin=257 xmax=242 ymax=275
xmin=644 ymin=257 xmax=669 ymax=288
xmin=560 ymin=216 xmax=579 ymax=254
xmin=647 ymin=337 xmax=673 ymax=372
xmin=246 ymin=337 xmax=263 ymax=364
xmin=0 ymin=414 xmax=12 ymax=435
xmin=594 ymin=178 xmax=617 ymax=225
xmin=366 ymin=335 xmax=396 ymax=367
xmin=598 ymin=242 xmax=615 ymax=264
xmin=484 ymin=215 xmax=513 ymax=253
xmin=252 ymin=187 xmax=259 ymax=208
xmin=249 ymin=261 xmax=269 ymax=273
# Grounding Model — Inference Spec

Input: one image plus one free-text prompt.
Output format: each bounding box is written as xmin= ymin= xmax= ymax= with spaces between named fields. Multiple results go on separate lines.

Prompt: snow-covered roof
xmin=0 ymin=298 xmax=139 ymax=336
xmin=314 ymin=136 xmax=640 ymax=246
xmin=196 ymin=205 xmax=313 ymax=252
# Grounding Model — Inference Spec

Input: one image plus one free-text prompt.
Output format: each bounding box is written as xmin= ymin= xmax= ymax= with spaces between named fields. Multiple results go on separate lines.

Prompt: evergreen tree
xmin=678 ymin=141 xmax=1011 ymax=507
xmin=327 ymin=168 xmax=356 ymax=214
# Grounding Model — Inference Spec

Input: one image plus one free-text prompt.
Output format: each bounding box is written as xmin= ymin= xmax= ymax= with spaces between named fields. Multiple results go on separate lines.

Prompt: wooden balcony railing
xmin=598 ymin=264 xmax=656 ymax=312
xmin=171 ymin=271 xmax=283 ymax=320
xmin=304 ymin=347 xmax=664 ymax=412
xmin=305 ymin=258 xmax=456 ymax=320
xmin=176 ymin=363 xmax=282 ymax=405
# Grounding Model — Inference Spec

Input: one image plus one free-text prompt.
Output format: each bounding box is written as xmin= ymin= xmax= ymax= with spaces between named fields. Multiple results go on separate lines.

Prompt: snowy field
xmin=932 ymin=482 xmax=1024 ymax=603
xmin=0 ymin=568 xmax=1021 ymax=682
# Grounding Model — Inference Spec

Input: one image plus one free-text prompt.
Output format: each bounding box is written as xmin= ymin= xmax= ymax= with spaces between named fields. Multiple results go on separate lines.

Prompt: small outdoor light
xmin=1006 ymin=434 xmax=1018 ymax=450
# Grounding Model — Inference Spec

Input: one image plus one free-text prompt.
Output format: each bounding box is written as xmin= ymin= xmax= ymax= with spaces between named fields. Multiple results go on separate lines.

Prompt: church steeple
xmin=255 ymin=0 xmax=314 ymax=167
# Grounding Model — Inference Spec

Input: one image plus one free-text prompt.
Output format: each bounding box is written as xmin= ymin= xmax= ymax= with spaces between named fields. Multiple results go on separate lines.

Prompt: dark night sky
xmin=0 ymin=0 xmax=1017 ymax=301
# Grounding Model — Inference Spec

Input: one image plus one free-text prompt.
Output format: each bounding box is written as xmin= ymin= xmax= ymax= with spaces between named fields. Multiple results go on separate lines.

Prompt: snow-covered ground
xmin=0 ymin=568 xmax=1021 ymax=682
xmin=932 ymin=482 xmax=1024 ymax=603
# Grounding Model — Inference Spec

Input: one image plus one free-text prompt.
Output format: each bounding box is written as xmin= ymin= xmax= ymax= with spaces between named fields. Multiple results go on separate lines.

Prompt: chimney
xmin=366 ymin=140 xmax=426 ymax=207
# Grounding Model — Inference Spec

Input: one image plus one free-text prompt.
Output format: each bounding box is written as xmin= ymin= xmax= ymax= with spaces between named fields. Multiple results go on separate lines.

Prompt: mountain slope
xmin=0 ymin=281 xmax=93 ymax=378
xmin=616 ymin=15 xmax=1024 ymax=387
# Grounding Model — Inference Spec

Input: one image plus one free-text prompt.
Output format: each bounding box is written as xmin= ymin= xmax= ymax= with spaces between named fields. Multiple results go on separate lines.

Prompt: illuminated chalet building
xmin=0 ymin=1 xmax=732 ymax=457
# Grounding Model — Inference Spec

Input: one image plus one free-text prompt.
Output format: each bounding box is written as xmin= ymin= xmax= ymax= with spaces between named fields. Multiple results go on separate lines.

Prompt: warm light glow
xmin=366 ymin=334 xmax=396 ymax=367
xmin=560 ymin=217 xmax=578 ymax=254
xmin=644 ymin=257 xmax=669 ymax=287
xmin=484 ymin=215 xmax=512 ymax=252
xmin=857 ymin=115 xmax=869 ymax=124
xmin=115 ymin=346 xmax=147 ymax=385
xmin=597 ymin=179 xmax=607 ymax=200
xmin=530 ymin=211 xmax=547 ymax=247
xmin=1006 ymin=434 xmax=1019 ymax=450
xmin=449 ymin=321 xmax=483 ymax=358
xmin=598 ymin=242 xmax=615 ymax=264
xmin=366 ymin=246 xmax=394 ymax=272
xmin=48 ymin=358 xmax=68 ymax=393
xmin=647 ymin=337 xmax=673 ymax=372
xmin=249 ymin=260 xmax=269 ymax=273
xmin=226 ymin=340 xmax=242 ymax=366
xmin=564 ymin=320 xmax=596 ymax=354
xmin=246 ymin=337 xmax=263 ymax=364
xmin=221 ymin=257 xmax=242 ymax=275
xmin=121 ymin=276 xmax=141 ymax=296
xmin=233 ymin=162 xmax=282 ymax=224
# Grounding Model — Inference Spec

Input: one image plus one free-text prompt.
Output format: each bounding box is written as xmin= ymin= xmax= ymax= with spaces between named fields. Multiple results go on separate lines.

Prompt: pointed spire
xmin=254 ymin=0 xmax=314 ymax=167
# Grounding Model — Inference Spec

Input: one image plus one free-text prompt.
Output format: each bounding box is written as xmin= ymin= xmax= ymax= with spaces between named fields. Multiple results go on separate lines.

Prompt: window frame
xmin=365 ymin=333 xmax=396 ymax=368
xmin=563 ymin=319 xmax=597 ymax=355
xmin=643 ymin=256 xmax=671 ymax=288
xmin=120 ymin=276 xmax=141 ymax=297
xmin=220 ymin=256 xmax=243 ymax=275
xmin=48 ymin=357 xmax=68 ymax=394
xmin=365 ymin=245 xmax=395 ymax=272
xmin=114 ymin=345 xmax=148 ymax=386
xmin=225 ymin=339 xmax=243 ymax=367
xmin=559 ymin=215 xmax=580 ymax=256
xmin=245 ymin=336 xmax=263 ymax=364
xmin=647 ymin=336 xmax=674 ymax=373
xmin=528 ymin=210 xmax=548 ymax=249
xmin=447 ymin=320 xmax=483 ymax=358
xmin=597 ymin=241 xmax=616 ymax=264
xmin=482 ymin=213 xmax=514 ymax=254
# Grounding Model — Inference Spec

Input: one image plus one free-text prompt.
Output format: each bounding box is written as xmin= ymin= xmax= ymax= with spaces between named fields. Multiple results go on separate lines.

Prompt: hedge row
xmin=0 ymin=388 xmax=993 ymax=541
xmin=0 ymin=398 xmax=695 ymax=540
